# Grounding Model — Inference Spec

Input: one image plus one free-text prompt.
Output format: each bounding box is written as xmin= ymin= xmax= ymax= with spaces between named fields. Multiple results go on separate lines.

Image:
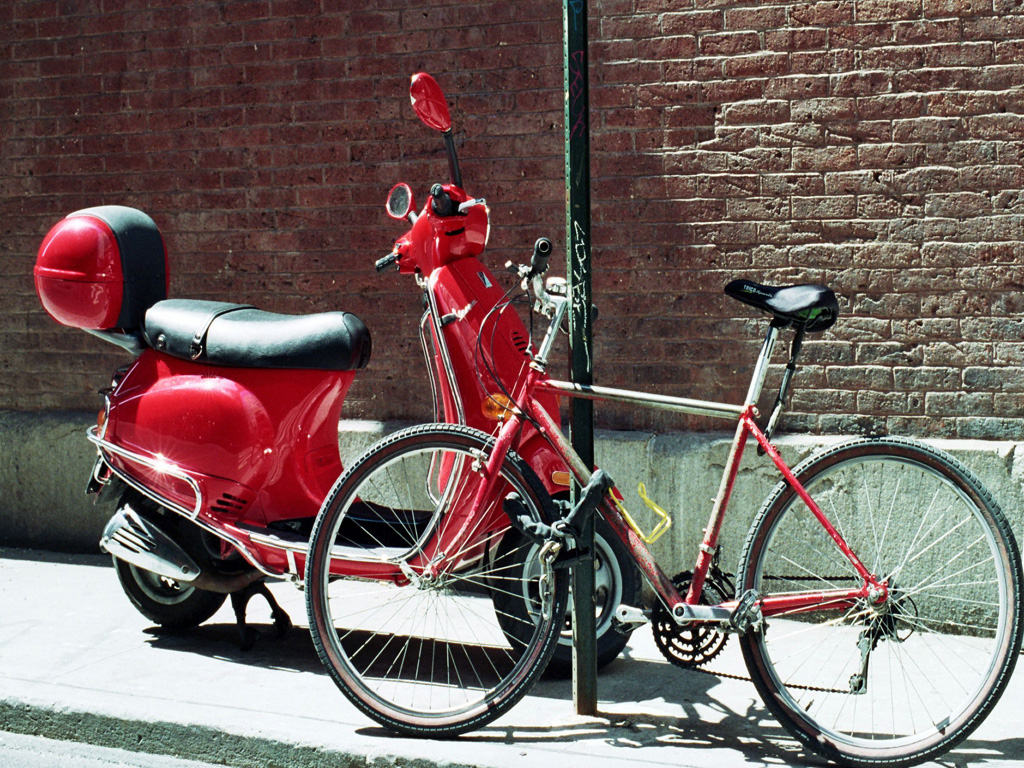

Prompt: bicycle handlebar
xmin=529 ymin=237 xmax=552 ymax=279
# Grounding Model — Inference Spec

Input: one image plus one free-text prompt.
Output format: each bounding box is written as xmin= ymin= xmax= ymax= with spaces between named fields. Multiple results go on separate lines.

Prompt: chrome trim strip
xmin=538 ymin=380 xmax=745 ymax=421
xmin=248 ymin=529 xmax=309 ymax=553
xmin=419 ymin=310 xmax=443 ymax=421
xmin=86 ymin=427 xmax=280 ymax=578
xmin=87 ymin=427 xmax=203 ymax=518
xmin=425 ymin=274 xmax=466 ymax=424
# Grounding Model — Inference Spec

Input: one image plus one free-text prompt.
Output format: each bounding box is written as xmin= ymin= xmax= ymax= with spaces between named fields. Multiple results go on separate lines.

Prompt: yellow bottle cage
xmin=610 ymin=482 xmax=672 ymax=544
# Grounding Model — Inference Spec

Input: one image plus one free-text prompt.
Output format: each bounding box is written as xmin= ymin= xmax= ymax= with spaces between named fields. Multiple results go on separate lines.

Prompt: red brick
xmin=857 ymin=0 xmax=922 ymax=22
xmin=2 ymin=0 xmax=1023 ymax=440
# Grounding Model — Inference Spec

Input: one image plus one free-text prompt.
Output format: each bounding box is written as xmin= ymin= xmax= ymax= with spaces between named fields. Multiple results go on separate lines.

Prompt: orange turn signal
xmin=481 ymin=393 xmax=515 ymax=422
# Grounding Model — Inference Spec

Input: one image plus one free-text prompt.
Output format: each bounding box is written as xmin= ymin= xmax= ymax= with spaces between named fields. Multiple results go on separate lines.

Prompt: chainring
xmin=652 ymin=570 xmax=732 ymax=669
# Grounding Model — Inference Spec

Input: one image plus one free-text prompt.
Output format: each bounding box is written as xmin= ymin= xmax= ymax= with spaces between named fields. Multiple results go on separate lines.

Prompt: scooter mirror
xmin=385 ymin=183 xmax=415 ymax=220
xmin=410 ymin=73 xmax=452 ymax=133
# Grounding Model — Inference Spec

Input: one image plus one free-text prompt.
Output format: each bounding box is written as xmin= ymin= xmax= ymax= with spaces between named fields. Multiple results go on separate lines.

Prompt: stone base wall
xmin=3 ymin=412 xmax=1021 ymax=583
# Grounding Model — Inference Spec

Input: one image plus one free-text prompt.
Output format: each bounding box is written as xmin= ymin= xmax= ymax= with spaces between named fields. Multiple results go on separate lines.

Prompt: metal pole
xmin=563 ymin=0 xmax=597 ymax=715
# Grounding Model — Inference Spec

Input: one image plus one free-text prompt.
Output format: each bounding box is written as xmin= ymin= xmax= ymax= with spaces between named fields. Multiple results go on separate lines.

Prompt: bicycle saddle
xmin=724 ymin=279 xmax=838 ymax=333
xmin=143 ymin=299 xmax=372 ymax=370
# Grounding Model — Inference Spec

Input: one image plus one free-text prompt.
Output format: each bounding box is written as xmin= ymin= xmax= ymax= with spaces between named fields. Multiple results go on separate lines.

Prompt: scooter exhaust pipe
xmin=100 ymin=505 xmax=264 ymax=594
xmin=101 ymin=505 xmax=202 ymax=583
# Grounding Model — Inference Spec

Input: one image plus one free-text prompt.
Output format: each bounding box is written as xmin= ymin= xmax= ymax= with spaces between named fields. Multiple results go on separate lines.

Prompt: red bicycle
xmin=304 ymin=111 xmax=1023 ymax=768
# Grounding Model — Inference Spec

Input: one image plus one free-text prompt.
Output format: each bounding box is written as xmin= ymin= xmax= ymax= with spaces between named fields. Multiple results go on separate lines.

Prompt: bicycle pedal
xmin=552 ymin=546 xmax=592 ymax=570
xmin=729 ymin=588 xmax=763 ymax=634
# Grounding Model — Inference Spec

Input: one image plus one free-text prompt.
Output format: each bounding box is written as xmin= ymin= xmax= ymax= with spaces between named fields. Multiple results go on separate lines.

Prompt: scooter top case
xmin=34 ymin=205 xmax=168 ymax=332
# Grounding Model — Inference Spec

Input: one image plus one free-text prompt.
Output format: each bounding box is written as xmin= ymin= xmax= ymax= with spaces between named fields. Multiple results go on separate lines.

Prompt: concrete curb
xmin=0 ymin=697 xmax=395 ymax=768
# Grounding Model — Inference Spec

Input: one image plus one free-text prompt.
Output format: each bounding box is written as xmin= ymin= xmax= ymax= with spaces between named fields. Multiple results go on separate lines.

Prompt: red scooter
xmin=32 ymin=73 xmax=636 ymax=668
xmin=378 ymin=73 xmax=638 ymax=671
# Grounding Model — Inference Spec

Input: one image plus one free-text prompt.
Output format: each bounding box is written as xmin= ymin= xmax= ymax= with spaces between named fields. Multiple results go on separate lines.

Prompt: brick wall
xmin=3 ymin=0 xmax=1024 ymax=439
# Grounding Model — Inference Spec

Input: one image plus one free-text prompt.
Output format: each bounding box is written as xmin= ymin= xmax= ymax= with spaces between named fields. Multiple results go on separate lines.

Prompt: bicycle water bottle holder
xmin=611 ymin=482 xmax=672 ymax=545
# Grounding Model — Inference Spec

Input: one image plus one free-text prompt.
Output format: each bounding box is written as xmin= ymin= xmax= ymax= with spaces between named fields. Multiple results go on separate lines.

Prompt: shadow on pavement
xmin=0 ymin=547 xmax=108 ymax=566
xmin=143 ymin=617 xmax=1024 ymax=767
xmin=143 ymin=620 xmax=325 ymax=674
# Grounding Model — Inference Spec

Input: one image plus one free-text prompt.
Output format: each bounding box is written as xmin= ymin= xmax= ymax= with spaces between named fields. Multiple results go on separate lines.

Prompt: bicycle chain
xmin=687 ymin=662 xmax=850 ymax=695
xmin=658 ymin=566 xmax=852 ymax=695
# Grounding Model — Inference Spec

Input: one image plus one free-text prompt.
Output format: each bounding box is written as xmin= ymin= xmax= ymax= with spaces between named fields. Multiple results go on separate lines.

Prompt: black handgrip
xmin=529 ymin=237 xmax=552 ymax=278
xmin=430 ymin=183 xmax=456 ymax=217
xmin=375 ymin=252 xmax=401 ymax=272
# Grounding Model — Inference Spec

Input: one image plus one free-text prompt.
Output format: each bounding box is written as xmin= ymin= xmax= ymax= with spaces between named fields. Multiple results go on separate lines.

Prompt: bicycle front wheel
xmin=738 ymin=437 xmax=1022 ymax=767
xmin=305 ymin=424 xmax=569 ymax=737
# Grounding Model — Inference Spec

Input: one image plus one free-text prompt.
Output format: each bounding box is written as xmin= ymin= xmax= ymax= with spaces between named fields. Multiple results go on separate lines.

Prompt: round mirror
xmin=385 ymin=183 xmax=414 ymax=220
xmin=410 ymin=73 xmax=452 ymax=133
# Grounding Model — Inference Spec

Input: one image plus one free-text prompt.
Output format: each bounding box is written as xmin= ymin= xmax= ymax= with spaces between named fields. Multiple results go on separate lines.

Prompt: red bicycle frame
xmin=442 ymin=279 xmax=888 ymax=625
xmin=326 ymin=273 xmax=888 ymax=626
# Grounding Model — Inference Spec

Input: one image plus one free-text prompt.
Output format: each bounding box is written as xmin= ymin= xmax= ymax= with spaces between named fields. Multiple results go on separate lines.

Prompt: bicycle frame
xmin=490 ymin=305 xmax=889 ymax=626
xmin=327 ymin=288 xmax=888 ymax=624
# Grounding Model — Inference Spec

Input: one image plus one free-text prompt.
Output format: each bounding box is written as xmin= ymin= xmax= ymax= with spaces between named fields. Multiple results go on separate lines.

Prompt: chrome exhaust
xmin=101 ymin=505 xmax=201 ymax=583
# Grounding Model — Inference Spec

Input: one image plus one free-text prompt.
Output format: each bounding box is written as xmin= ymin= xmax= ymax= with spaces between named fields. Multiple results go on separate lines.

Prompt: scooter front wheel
xmin=305 ymin=424 xmax=569 ymax=737
xmin=496 ymin=517 xmax=640 ymax=676
xmin=114 ymin=557 xmax=226 ymax=630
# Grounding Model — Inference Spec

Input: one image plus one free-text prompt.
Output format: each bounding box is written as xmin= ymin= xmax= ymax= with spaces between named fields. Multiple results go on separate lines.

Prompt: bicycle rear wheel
xmin=305 ymin=424 xmax=568 ymax=737
xmin=738 ymin=437 xmax=1022 ymax=767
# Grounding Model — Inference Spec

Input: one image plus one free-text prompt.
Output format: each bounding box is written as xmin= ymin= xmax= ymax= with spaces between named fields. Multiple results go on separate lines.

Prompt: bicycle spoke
xmin=306 ymin=427 xmax=568 ymax=736
xmin=739 ymin=441 xmax=1021 ymax=765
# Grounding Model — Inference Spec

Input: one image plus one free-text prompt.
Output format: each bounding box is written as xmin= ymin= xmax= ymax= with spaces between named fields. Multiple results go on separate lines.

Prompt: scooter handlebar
xmin=376 ymin=251 xmax=401 ymax=272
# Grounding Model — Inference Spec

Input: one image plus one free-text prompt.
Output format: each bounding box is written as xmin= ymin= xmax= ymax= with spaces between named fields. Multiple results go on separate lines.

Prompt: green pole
xmin=564 ymin=0 xmax=597 ymax=715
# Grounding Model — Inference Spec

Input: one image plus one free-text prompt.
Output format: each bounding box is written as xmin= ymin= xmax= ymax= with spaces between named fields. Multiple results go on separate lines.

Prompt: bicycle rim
xmin=739 ymin=439 xmax=1022 ymax=766
xmin=306 ymin=425 xmax=568 ymax=736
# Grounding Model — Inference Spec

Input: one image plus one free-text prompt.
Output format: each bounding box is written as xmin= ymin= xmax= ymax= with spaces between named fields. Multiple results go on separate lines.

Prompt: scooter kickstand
xmin=229 ymin=581 xmax=292 ymax=651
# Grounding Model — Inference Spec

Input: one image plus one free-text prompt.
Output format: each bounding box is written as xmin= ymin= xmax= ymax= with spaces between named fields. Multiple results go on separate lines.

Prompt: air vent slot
xmin=511 ymin=330 xmax=530 ymax=355
xmin=210 ymin=493 xmax=250 ymax=516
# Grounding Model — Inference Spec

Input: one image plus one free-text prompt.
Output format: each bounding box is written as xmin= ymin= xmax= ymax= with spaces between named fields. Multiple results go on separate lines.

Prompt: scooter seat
xmin=143 ymin=299 xmax=371 ymax=370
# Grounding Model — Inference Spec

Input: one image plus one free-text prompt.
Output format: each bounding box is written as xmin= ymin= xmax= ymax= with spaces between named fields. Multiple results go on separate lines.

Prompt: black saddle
xmin=143 ymin=299 xmax=371 ymax=371
xmin=725 ymin=279 xmax=838 ymax=333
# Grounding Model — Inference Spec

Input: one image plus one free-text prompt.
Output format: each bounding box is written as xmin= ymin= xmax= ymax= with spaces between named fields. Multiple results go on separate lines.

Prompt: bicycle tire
xmin=737 ymin=437 xmax=1023 ymax=767
xmin=305 ymin=423 xmax=569 ymax=737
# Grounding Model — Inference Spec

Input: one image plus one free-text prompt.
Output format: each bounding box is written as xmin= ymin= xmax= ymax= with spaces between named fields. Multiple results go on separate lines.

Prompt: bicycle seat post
xmin=744 ymin=323 xmax=782 ymax=409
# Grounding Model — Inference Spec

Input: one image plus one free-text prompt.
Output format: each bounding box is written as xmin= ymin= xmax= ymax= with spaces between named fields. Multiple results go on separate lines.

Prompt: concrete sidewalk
xmin=1 ymin=548 xmax=1022 ymax=768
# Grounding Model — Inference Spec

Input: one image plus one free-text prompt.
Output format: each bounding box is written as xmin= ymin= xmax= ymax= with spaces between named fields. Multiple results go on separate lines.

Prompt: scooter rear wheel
xmin=114 ymin=557 xmax=226 ymax=630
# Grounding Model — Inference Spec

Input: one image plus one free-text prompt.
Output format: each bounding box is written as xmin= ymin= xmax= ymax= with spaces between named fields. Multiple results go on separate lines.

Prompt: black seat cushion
xmin=143 ymin=300 xmax=371 ymax=371
xmin=724 ymin=279 xmax=838 ymax=333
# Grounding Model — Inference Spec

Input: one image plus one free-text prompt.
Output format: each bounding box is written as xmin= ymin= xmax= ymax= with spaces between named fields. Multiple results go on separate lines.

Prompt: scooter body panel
xmin=104 ymin=349 xmax=352 ymax=529
xmin=427 ymin=257 xmax=569 ymax=496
